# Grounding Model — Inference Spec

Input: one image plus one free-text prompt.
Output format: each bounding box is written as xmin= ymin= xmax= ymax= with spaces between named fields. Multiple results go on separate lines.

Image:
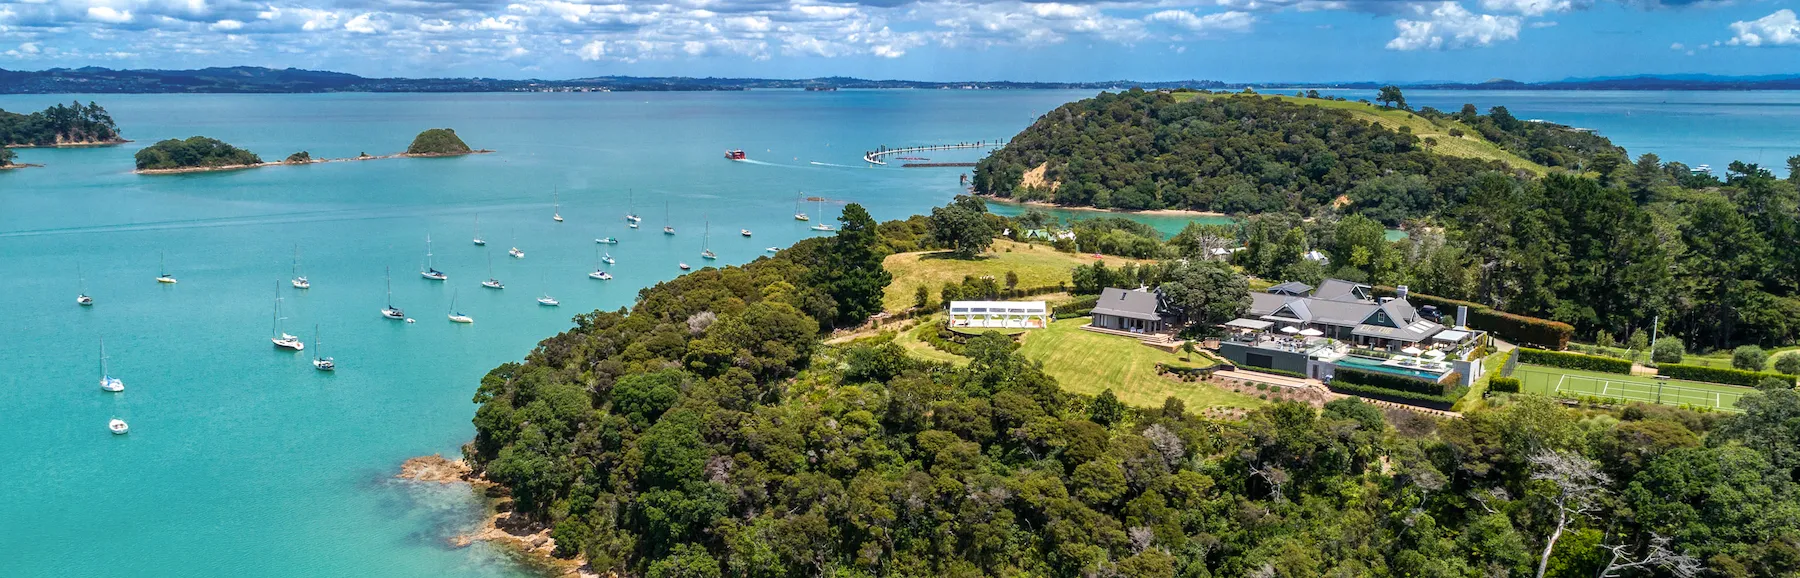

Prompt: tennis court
xmin=1512 ymin=364 xmax=1752 ymax=412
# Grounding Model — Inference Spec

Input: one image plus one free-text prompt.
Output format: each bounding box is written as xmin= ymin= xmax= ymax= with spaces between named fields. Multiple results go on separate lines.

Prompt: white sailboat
xmin=810 ymin=198 xmax=834 ymax=231
xmin=272 ymin=283 xmax=304 ymax=351
xmin=156 ymin=251 xmax=178 ymax=284
xmin=701 ymin=220 xmax=717 ymax=260
xmin=589 ymin=246 xmax=613 ymax=280
xmin=625 ymin=189 xmax=642 ymax=223
xmin=508 ymin=231 xmax=525 ymax=259
xmin=77 ymin=265 xmax=94 ymax=306
xmin=473 ymin=216 xmax=486 ymax=246
xmin=98 ymin=337 xmax=123 ymax=392
xmin=311 ymin=325 xmax=335 ymax=371
xmin=448 ymin=290 xmax=473 ymax=323
xmin=662 ymin=202 xmax=675 ymax=235
xmin=109 ymin=418 xmax=130 ymax=435
xmin=482 ymin=253 xmax=504 ymax=289
xmin=381 ymin=266 xmax=406 ymax=319
xmin=552 ymin=190 xmax=564 ymax=222
xmin=291 ymin=244 xmax=310 ymax=289
xmin=794 ymin=192 xmax=809 ymax=221
xmin=421 ymin=235 xmax=447 ymax=280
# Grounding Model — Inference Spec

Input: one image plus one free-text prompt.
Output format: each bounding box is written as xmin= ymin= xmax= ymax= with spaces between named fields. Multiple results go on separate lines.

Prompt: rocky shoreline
xmin=4 ymin=138 xmax=133 ymax=149
xmin=396 ymin=455 xmax=601 ymax=578
xmin=976 ymin=193 xmax=1231 ymax=219
xmin=0 ymin=163 xmax=45 ymax=170
xmin=135 ymin=149 xmax=494 ymax=175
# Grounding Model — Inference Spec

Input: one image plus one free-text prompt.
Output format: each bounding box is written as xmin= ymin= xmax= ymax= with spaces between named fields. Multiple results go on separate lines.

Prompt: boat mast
xmin=385 ymin=266 xmax=394 ymax=308
xmin=99 ymin=336 xmax=107 ymax=379
xmin=272 ymin=282 xmax=283 ymax=338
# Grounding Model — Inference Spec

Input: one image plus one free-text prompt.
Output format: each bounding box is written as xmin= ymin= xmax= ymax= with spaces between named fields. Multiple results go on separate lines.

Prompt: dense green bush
xmin=1052 ymin=294 xmax=1099 ymax=319
xmin=1733 ymin=345 xmax=1769 ymax=371
xmin=1652 ymin=338 xmax=1685 ymax=364
xmin=1657 ymin=363 xmax=1796 ymax=388
xmin=1332 ymin=367 xmax=1450 ymax=396
xmin=1518 ymin=348 xmax=1633 ymax=375
xmin=1327 ymin=381 xmax=1466 ymax=410
xmin=1775 ymin=352 xmax=1800 ymax=376
xmin=0 ymin=101 xmax=118 ymax=146
xmin=1489 ymin=376 xmax=1522 ymax=394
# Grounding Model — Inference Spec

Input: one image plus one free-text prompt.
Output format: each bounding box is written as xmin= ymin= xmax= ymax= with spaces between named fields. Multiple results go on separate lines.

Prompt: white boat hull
xmin=449 ymin=314 xmax=474 ymax=324
xmin=273 ymin=337 xmax=304 ymax=351
xmin=109 ymin=419 xmax=129 ymax=435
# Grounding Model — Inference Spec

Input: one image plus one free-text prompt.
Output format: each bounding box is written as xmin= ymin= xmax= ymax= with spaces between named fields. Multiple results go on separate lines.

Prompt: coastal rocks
xmin=397 ymin=454 xmax=477 ymax=484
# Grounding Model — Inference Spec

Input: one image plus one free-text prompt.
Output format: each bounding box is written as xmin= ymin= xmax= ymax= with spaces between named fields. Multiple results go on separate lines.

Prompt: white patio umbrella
xmin=1280 ymin=326 xmax=1299 ymax=334
xmin=1423 ymin=349 xmax=1446 ymax=359
xmin=1400 ymin=346 xmax=1424 ymax=355
xmin=1298 ymin=328 xmax=1324 ymax=337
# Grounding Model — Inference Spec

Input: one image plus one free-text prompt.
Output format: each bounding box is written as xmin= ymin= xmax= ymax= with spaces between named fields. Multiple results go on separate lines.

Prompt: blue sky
xmin=0 ymin=0 xmax=1796 ymax=81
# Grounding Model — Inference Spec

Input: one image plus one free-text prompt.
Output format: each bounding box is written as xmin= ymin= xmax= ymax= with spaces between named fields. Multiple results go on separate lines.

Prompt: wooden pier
xmin=863 ymin=141 xmax=1001 ymax=166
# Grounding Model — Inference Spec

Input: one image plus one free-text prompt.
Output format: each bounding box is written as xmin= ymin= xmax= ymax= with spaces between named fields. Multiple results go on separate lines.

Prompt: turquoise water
xmin=3 ymin=89 xmax=1798 ymax=576
xmin=1334 ymin=355 xmax=1448 ymax=380
xmin=0 ymin=90 xmax=1091 ymax=578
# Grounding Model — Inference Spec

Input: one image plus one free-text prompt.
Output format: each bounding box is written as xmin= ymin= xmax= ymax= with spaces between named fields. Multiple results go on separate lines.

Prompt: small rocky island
xmin=3 ymin=101 xmax=129 ymax=169
xmin=405 ymin=128 xmax=475 ymax=156
xmin=134 ymin=128 xmax=489 ymax=174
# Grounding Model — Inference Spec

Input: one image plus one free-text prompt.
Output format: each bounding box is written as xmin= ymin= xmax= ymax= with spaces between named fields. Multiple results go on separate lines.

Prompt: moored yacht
xmin=473 ymin=216 xmax=486 ymax=246
xmin=271 ymin=283 xmax=305 ymax=351
xmin=98 ymin=337 xmax=123 ymax=392
xmin=156 ymin=251 xmax=178 ymax=284
xmin=381 ymin=266 xmax=406 ymax=319
xmin=421 ymin=235 xmax=447 ymax=280
xmin=597 ymin=236 xmax=619 ymax=244
xmin=311 ymin=325 xmax=335 ymax=371
xmin=77 ymin=265 xmax=94 ymax=306
xmin=448 ymin=290 xmax=473 ymax=323
xmin=482 ymin=254 xmax=504 ymax=289
xmin=290 ymin=244 xmax=309 ymax=289
xmin=109 ymin=418 xmax=130 ymax=435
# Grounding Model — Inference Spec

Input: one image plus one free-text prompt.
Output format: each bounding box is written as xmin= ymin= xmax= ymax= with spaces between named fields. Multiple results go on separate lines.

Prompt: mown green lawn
xmin=1511 ymin=363 xmax=1755 ymax=412
xmin=880 ymin=239 xmax=1147 ymax=312
xmin=1017 ymin=318 xmax=1264 ymax=410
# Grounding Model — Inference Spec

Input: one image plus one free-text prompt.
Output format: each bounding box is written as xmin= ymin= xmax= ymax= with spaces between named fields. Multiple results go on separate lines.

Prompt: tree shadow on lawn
xmin=916 ymin=251 xmax=995 ymax=262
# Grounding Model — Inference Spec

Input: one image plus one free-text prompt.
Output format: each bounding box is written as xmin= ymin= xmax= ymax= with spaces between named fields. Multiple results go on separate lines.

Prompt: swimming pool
xmin=1333 ymin=355 xmax=1449 ymax=380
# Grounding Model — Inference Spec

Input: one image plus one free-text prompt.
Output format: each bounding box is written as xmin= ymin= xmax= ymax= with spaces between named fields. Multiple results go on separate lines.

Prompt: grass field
xmin=1016 ymin=318 xmax=1264 ymax=410
xmin=1512 ymin=364 xmax=1753 ymax=412
xmin=892 ymin=316 xmax=1263 ymax=409
xmin=880 ymin=239 xmax=1148 ymax=312
xmin=1176 ymin=92 xmax=1550 ymax=175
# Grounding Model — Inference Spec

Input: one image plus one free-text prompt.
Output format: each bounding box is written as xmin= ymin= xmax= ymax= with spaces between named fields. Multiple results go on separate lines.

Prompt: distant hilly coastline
xmin=3 ymin=66 xmax=1799 ymax=94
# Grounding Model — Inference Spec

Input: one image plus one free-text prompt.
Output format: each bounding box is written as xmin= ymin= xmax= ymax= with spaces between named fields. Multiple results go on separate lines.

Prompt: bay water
xmin=1 ymin=89 xmax=1795 ymax=577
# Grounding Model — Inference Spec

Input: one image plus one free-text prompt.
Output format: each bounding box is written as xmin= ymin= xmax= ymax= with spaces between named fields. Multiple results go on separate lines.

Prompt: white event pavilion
xmin=946 ymin=300 xmax=1051 ymax=329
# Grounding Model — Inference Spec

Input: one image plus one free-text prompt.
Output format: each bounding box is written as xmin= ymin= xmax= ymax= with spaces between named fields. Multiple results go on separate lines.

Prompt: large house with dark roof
xmin=1217 ymin=279 xmax=1489 ymax=385
xmin=1090 ymin=287 xmax=1167 ymax=332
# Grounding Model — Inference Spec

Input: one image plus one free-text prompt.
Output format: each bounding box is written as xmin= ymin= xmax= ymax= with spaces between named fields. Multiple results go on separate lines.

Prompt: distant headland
xmin=133 ymin=128 xmax=491 ymax=175
xmin=7 ymin=66 xmax=1800 ymax=95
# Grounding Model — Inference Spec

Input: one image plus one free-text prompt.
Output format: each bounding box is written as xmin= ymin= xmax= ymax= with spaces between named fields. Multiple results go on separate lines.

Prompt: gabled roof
xmin=1268 ymin=281 xmax=1312 ymax=296
xmin=1313 ymin=278 xmax=1372 ymax=303
xmin=1092 ymin=287 xmax=1162 ymax=321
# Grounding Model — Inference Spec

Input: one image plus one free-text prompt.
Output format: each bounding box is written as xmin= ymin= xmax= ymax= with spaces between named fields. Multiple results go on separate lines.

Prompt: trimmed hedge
xmin=1328 ymin=381 xmax=1467 ymax=411
xmin=1332 ymin=367 xmax=1449 ymax=396
xmin=1657 ymin=364 xmax=1797 ymax=388
xmin=1053 ymin=295 xmax=1100 ymax=319
xmin=1489 ymin=376 xmax=1522 ymax=394
xmin=1373 ymin=286 xmax=1573 ymax=350
xmin=1518 ymin=348 xmax=1633 ymax=375
xmin=1228 ymin=365 xmax=1307 ymax=379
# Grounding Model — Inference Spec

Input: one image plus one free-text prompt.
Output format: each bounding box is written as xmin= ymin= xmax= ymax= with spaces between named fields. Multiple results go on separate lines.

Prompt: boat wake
xmin=809 ymin=161 xmax=888 ymax=169
xmin=736 ymin=159 xmax=783 ymax=167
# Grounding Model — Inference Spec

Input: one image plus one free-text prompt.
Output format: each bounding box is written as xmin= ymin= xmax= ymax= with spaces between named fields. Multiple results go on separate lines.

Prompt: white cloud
xmin=1478 ymin=0 xmax=1572 ymax=17
xmin=86 ymin=6 xmax=134 ymax=24
xmin=209 ymin=19 xmax=242 ymax=31
xmin=1727 ymin=9 xmax=1800 ymax=47
xmin=1146 ymin=10 xmax=1256 ymax=34
xmin=1386 ymin=2 xmax=1520 ymax=51
xmin=1670 ymin=42 xmax=1683 ymax=50
xmin=575 ymin=39 xmax=604 ymax=60
xmin=1529 ymin=20 xmax=1557 ymax=28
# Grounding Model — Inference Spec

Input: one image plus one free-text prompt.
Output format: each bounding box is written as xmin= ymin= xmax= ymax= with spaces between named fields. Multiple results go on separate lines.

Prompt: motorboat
xmin=538 ymin=294 xmax=560 ymax=306
xmin=508 ymin=247 xmax=525 ymax=259
xmin=740 ymin=229 xmax=752 ymax=237
xmin=678 ymin=262 xmax=691 ymax=270
xmin=765 ymin=247 xmax=779 ymax=253
xmin=602 ymin=252 xmax=615 ymax=265
xmin=109 ymin=419 xmax=130 ymax=435
xmin=596 ymin=237 xmax=619 ymax=244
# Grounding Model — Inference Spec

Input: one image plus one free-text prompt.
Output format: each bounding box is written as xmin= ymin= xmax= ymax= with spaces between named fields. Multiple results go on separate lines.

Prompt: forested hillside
xmin=467 ymin=198 xmax=1800 ymax=577
xmin=971 ymin=89 xmax=1626 ymax=223
xmin=0 ymin=101 xmax=120 ymax=146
